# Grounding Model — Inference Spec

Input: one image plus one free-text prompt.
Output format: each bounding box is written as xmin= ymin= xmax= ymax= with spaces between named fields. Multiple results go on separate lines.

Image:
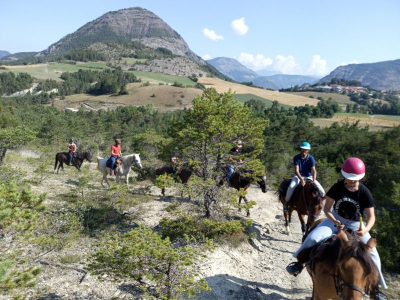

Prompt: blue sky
xmin=1 ymin=0 xmax=399 ymax=76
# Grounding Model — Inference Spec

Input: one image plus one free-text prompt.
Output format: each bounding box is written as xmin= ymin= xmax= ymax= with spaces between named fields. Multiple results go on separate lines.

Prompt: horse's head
xmin=335 ymin=230 xmax=379 ymax=299
xmin=304 ymin=181 xmax=323 ymax=229
xmin=132 ymin=153 xmax=142 ymax=169
xmin=84 ymin=151 xmax=93 ymax=163
xmin=257 ymin=174 xmax=268 ymax=193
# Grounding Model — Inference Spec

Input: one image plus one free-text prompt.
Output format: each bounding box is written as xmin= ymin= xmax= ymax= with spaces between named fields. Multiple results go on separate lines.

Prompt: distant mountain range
xmin=208 ymin=57 xmax=319 ymax=89
xmin=320 ymin=59 xmax=400 ymax=91
xmin=0 ymin=50 xmax=11 ymax=59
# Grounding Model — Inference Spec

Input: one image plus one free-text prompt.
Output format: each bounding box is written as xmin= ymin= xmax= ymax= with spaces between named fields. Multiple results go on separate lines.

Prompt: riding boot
xmin=286 ymin=246 xmax=312 ymax=276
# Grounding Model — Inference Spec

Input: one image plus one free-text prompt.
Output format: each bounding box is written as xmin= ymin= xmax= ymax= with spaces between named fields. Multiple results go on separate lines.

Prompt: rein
xmin=332 ymin=227 xmax=366 ymax=299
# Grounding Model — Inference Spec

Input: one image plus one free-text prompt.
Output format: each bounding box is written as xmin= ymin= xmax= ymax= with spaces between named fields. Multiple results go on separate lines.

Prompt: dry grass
xmin=197 ymin=77 xmax=319 ymax=107
xmin=53 ymin=82 xmax=202 ymax=111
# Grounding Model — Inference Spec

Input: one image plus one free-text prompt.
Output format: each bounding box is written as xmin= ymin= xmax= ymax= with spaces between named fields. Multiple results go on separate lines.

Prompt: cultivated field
xmin=287 ymin=91 xmax=353 ymax=105
xmin=198 ymin=77 xmax=319 ymax=107
xmin=233 ymin=93 xmax=293 ymax=109
xmin=54 ymin=82 xmax=202 ymax=111
xmin=313 ymin=113 xmax=400 ymax=130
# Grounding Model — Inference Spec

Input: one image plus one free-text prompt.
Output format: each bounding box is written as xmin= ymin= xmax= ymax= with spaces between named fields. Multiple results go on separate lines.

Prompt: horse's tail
xmin=54 ymin=153 xmax=59 ymax=170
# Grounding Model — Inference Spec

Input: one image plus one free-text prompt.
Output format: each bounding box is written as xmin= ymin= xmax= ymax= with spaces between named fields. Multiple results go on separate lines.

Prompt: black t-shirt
xmin=229 ymin=147 xmax=242 ymax=156
xmin=327 ymin=179 xmax=374 ymax=220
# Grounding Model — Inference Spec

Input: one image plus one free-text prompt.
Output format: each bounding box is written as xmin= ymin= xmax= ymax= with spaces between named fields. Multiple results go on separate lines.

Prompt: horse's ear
xmin=339 ymin=230 xmax=349 ymax=248
xmin=366 ymin=237 xmax=377 ymax=252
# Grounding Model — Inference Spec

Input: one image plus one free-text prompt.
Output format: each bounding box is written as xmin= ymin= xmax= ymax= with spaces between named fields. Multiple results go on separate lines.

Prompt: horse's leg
xmin=284 ymin=210 xmax=290 ymax=235
xmin=162 ymin=187 xmax=166 ymax=196
xmin=243 ymin=196 xmax=250 ymax=217
xmin=238 ymin=196 xmax=244 ymax=214
xmin=297 ymin=211 xmax=307 ymax=234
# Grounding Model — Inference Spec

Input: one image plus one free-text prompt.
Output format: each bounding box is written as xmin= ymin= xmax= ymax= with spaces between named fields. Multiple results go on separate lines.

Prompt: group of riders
xmin=283 ymin=142 xmax=387 ymax=297
xmin=64 ymin=137 xmax=387 ymax=296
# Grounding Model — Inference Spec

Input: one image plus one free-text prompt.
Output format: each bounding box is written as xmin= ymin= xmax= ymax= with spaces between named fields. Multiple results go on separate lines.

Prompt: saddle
xmin=280 ymin=179 xmax=303 ymax=204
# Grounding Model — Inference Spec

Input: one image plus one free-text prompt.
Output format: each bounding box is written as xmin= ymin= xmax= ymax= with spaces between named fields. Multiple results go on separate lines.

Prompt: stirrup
xmin=286 ymin=262 xmax=303 ymax=276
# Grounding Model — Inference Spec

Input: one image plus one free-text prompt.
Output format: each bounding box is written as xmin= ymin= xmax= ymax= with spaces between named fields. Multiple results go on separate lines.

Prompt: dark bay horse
xmin=155 ymin=165 xmax=193 ymax=196
xmin=277 ymin=179 xmax=323 ymax=236
xmin=54 ymin=151 xmax=92 ymax=173
xmin=306 ymin=229 xmax=378 ymax=300
xmin=225 ymin=170 xmax=268 ymax=217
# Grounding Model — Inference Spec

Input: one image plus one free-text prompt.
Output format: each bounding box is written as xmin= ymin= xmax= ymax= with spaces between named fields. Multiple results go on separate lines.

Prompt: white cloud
xmin=307 ymin=55 xmax=328 ymax=76
xmin=202 ymin=54 xmax=211 ymax=60
xmin=237 ymin=52 xmax=272 ymax=71
xmin=273 ymin=55 xmax=300 ymax=74
xmin=203 ymin=28 xmax=223 ymax=41
xmin=340 ymin=60 xmax=359 ymax=66
xmin=231 ymin=17 xmax=249 ymax=35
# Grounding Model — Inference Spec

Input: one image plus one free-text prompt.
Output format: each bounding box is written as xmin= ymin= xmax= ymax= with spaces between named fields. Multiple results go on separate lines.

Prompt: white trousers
xmin=285 ymin=175 xmax=325 ymax=202
xmin=293 ymin=211 xmax=387 ymax=289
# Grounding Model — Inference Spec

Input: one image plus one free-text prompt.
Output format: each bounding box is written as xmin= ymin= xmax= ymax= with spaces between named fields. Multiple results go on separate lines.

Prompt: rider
xmin=171 ymin=148 xmax=179 ymax=173
xmin=283 ymin=142 xmax=325 ymax=211
xmin=226 ymin=140 xmax=243 ymax=187
xmin=285 ymin=157 xmax=387 ymax=291
xmin=109 ymin=139 xmax=122 ymax=176
xmin=67 ymin=138 xmax=77 ymax=166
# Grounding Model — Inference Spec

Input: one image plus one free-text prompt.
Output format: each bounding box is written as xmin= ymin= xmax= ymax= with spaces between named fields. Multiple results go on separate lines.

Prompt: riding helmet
xmin=69 ymin=138 xmax=74 ymax=143
xmin=341 ymin=157 xmax=365 ymax=180
xmin=300 ymin=142 xmax=311 ymax=150
xmin=115 ymin=139 xmax=121 ymax=144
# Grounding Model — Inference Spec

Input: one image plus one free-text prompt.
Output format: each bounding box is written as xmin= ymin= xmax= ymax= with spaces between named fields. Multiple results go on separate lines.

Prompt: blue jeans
xmin=67 ymin=153 xmax=73 ymax=165
xmin=226 ymin=165 xmax=234 ymax=184
xmin=110 ymin=156 xmax=117 ymax=169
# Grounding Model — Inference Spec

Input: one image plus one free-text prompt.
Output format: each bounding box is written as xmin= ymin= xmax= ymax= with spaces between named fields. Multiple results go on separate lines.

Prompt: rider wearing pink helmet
xmin=286 ymin=157 xmax=387 ymax=294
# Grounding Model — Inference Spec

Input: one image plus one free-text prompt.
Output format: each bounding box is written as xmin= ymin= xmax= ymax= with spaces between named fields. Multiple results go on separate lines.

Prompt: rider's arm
xmin=294 ymin=165 xmax=304 ymax=185
xmin=357 ymin=207 xmax=375 ymax=237
xmin=311 ymin=166 xmax=317 ymax=182
xmin=324 ymin=196 xmax=344 ymax=229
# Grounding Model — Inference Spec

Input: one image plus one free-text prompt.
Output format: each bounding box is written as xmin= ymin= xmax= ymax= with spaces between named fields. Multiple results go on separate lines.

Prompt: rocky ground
xmin=1 ymin=150 xmax=398 ymax=299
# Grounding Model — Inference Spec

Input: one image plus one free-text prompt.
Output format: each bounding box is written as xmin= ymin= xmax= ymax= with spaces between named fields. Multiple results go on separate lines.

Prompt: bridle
xmin=333 ymin=269 xmax=366 ymax=299
xmin=332 ymin=226 xmax=366 ymax=299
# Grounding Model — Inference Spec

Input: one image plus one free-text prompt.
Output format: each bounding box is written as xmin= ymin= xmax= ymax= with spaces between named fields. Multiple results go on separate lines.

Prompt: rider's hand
xmin=334 ymin=220 xmax=345 ymax=230
xmin=356 ymin=228 xmax=367 ymax=237
xmin=300 ymin=179 xmax=306 ymax=186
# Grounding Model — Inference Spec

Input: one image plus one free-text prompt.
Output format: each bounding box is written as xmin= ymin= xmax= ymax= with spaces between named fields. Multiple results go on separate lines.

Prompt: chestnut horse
xmin=307 ymin=229 xmax=378 ymax=300
xmin=277 ymin=179 xmax=323 ymax=236
xmin=155 ymin=165 xmax=193 ymax=197
xmin=54 ymin=151 xmax=92 ymax=173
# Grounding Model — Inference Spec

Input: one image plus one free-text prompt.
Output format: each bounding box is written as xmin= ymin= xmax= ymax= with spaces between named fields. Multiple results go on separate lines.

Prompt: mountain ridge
xmin=320 ymin=59 xmax=400 ymax=91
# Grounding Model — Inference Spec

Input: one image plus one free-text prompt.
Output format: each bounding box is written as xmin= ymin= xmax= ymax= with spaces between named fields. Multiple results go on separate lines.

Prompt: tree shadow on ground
xmin=36 ymin=293 xmax=62 ymax=300
xmin=198 ymin=274 xmax=311 ymax=300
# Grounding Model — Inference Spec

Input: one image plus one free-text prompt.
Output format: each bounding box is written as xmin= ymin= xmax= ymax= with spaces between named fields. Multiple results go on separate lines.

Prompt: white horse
xmin=97 ymin=154 xmax=142 ymax=188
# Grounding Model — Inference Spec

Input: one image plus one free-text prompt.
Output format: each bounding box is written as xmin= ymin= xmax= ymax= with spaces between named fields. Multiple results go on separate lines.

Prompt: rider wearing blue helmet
xmin=283 ymin=142 xmax=325 ymax=211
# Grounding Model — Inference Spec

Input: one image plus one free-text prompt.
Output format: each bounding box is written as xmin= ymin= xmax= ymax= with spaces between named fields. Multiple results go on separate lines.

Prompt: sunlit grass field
xmin=234 ymin=93 xmax=293 ymax=109
xmin=287 ymin=91 xmax=353 ymax=105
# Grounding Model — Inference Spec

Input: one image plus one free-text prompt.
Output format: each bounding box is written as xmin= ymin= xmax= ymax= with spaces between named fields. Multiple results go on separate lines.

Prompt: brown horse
xmin=307 ymin=229 xmax=378 ymax=300
xmin=227 ymin=170 xmax=268 ymax=217
xmin=155 ymin=165 xmax=193 ymax=197
xmin=277 ymin=179 xmax=323 ymax=236
xmin=54 ymin=151 xmax=92 ymax=173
